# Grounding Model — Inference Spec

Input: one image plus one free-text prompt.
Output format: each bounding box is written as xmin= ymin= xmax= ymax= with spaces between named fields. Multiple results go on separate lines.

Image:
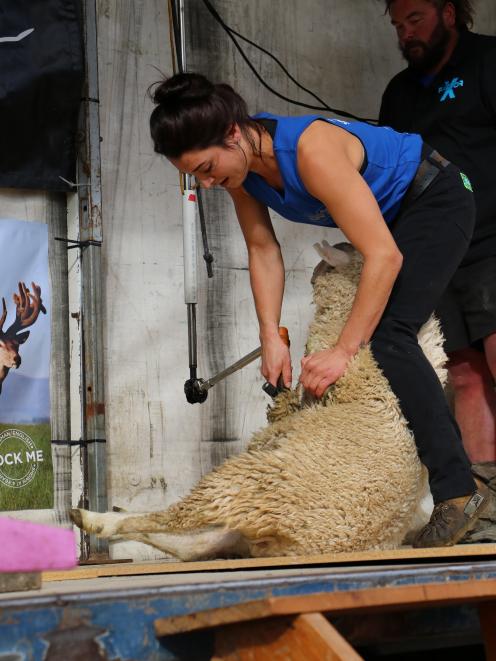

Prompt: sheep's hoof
xmin=69 ymin=508 xmax=83 ymax=528
xmin=69 ymin=508 xmax=104 ymax=534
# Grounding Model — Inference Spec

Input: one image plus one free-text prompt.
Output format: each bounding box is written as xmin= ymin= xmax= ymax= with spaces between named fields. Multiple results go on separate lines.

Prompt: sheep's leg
xmin=70 ymin=508 xmax=251 ymax=561
xmin=119 ymin=530 xmax=251 ymax=560
xmin=70 ymin=508 xmax=151 ymax=537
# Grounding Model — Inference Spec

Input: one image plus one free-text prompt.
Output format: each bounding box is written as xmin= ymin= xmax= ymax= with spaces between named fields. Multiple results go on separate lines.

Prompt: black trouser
xmin=371 ymin=157 xmax=476 ymax=503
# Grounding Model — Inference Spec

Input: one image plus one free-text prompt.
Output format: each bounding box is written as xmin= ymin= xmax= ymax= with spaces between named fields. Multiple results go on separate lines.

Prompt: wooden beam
xmin=478 ymin=600 xmax=496 ymax=661
xmin=42 ymin=542 xmax=496 ymax=582
xmin=154 ymin=578 xmax=496 ymax=637
xmin=270 ymin=579 xmax=496 ymax=615
xmin=212 ymin=613 xmax=363 ymax=661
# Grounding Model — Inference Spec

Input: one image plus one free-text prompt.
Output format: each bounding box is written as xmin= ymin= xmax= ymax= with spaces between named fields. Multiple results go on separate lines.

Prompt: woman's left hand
xmin=300 ymin=346 xmax=352 ymax=398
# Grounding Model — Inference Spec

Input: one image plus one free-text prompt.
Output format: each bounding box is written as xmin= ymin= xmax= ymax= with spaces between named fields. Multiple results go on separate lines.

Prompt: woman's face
xmin=170 ymin=138 xmax=249 ymax=190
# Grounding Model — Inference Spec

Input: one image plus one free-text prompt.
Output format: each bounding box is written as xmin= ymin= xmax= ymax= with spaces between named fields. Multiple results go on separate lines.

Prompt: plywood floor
xmin=42 ymin=543 xmax=496 ymax=583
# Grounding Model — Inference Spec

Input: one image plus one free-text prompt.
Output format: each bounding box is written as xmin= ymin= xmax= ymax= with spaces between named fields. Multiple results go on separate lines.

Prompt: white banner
xmin=0 ymin=219 xmax=52 ymax=510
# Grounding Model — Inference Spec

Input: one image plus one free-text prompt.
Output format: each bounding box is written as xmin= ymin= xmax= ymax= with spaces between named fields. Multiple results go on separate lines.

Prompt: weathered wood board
xmin=0 ymin=572 xmax=41 ymax=594
xmin=43 ymin=543 xmax=496 ymax=582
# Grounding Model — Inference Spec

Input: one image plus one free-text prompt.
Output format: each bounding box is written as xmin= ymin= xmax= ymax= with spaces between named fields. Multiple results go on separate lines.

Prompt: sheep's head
xmin=304 ymin=242 xmax=362 ymax=355
xmin=311 ymin=241 xmax=362 ymax=315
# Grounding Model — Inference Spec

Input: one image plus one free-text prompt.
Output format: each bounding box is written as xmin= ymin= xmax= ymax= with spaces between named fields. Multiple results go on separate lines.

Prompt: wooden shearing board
xmin=43 ymin=543 xmax=496 ymax=582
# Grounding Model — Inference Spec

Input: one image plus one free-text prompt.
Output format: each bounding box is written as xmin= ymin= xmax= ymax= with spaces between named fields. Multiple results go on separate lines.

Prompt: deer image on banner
xmin=0 ymin=282 xmax=46 ymax=394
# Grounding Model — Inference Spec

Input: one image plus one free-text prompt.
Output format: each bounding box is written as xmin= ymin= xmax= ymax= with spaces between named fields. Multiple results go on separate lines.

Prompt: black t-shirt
xmin=379 ymin=30 xmax=496 ymax=263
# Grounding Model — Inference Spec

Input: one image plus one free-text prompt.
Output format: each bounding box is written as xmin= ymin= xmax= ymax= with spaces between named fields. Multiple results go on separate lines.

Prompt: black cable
xmin=170 ymin=0 xmax=183 ymax=73
xmin=228 ymin=27 xmax=338 ymax=118
xmin=201 ymin=0 xmax=377 ymax=124
xmin=196 ymin=187 xmax=214 ymax=278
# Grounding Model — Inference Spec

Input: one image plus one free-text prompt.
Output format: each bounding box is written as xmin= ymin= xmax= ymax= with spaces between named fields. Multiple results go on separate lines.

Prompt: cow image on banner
xmin=0 ymin=219 xmax=52 ymax=511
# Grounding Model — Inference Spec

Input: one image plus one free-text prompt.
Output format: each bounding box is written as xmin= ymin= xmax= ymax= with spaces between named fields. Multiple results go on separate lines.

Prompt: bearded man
xmin=380 ymin=1 xmax=496 ymax=481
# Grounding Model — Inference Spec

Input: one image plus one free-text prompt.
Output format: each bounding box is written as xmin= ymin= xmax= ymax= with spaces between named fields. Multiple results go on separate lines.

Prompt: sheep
xmin=71 ymin=242 xmax=447 ymax=561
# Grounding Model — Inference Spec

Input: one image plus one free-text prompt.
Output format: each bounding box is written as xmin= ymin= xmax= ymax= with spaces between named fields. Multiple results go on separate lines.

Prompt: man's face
xmin=389 ymin=0 xmax=452 ymax=72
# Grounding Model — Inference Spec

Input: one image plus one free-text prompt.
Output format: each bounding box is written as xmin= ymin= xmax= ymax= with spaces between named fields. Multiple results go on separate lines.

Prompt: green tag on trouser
xmin=460 ymin=172 xmax=473 ymax=191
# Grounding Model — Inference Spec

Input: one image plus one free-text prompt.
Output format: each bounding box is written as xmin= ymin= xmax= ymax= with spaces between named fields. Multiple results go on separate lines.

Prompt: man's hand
xmin=300 ymin=346 xmax=352 ymax=398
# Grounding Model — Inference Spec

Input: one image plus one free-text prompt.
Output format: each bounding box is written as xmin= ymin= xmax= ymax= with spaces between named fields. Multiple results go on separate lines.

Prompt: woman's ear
xmin=226 ymin=123 xmax=242 ymax=145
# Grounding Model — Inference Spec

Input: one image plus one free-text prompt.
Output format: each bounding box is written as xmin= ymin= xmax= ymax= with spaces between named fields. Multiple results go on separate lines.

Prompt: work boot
xmin=461 ymin=462 xmax=496 ymax=543
xmin=412 ymin=480 xmax=490 ymax=548
xmin=471 ymin=461 xmax=496 ymax=492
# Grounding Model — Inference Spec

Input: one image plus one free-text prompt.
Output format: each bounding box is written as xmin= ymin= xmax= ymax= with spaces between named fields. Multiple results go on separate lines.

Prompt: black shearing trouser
xmin=370 ymin=160 xmax=477 ymax=504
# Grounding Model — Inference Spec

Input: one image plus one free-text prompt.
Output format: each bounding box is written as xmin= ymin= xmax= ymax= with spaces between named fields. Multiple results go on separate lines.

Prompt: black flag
xmin=0 ymin=1 xmax=84 ymax=191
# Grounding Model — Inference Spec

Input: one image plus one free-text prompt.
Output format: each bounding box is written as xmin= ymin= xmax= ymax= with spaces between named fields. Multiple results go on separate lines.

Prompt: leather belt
xmin=402 ymin=147 xmax=450 ymax=207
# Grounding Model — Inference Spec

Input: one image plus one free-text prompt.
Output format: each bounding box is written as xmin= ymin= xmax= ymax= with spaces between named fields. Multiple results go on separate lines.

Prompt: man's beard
xmin=400 ymin=18 xmax=451 ymax=73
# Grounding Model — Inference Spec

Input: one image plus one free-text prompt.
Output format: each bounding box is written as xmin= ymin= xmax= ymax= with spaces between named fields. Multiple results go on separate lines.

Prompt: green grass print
xmin=0 ymin=423 xmax=53 ymax=511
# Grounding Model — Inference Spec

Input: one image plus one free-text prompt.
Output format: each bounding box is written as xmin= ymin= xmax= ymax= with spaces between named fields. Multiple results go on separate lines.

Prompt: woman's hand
xmin=300 ymin=346 xmax=352 ymax=398
xmin=261 ymin=332 xmax=292 ymax=389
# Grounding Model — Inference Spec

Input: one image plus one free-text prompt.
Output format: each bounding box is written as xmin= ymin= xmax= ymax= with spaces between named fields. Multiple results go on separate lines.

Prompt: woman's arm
xmin=297 ymin=122 xmax=403 ymax=397
xmin=228 ymin=186 xmax=292 ymax=388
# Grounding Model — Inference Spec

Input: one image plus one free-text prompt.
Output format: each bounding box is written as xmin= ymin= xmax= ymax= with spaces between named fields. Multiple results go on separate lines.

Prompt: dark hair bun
xmin=149 ymin=71 xmax=255 ymax=159
xmin=152 ymin=73 xmax=214 ymax=106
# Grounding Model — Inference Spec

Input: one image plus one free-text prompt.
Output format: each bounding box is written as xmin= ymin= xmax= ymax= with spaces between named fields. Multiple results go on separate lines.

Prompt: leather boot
xmin=471 ymin=461 xmax=496 ymax=492
xmin=413 ymin=480 xmax=490 ymax=548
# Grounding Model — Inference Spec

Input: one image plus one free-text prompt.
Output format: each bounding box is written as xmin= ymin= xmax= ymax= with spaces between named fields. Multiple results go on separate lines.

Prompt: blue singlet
xmin=242 ymin=112 xmax=422 ymax=227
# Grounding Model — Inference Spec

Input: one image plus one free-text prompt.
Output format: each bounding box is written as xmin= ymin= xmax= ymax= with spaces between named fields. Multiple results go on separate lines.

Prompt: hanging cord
xmin=196 ymin=185 xmax=214 ymax=277
xmin=168 ymin=0 xmax=184 ymax=195
xmin=201 ymin=0 xmax=377 ymax=124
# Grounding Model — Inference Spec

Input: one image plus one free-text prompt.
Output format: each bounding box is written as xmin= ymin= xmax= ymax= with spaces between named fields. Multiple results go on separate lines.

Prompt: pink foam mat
xmin=0 ymin=517 xmax=77 ymax=573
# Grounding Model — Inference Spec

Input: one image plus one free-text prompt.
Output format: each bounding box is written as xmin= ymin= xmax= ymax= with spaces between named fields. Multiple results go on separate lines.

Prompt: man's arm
xmin=379 ymin=78 xmax=402 ymax=128
xmin=481 ymin=43 xmax=496 ymax=121
xmin=378 ymin=83 xmax=394 ymax=127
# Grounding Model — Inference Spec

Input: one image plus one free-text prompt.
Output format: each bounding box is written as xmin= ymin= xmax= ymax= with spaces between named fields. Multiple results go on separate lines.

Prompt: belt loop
xmin=428 ymin=149 xmax=450 ymax=169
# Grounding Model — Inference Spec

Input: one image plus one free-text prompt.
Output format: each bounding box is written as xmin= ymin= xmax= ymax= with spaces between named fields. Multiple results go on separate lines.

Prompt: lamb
xmin=71 ymin=242 xmax=447 ymax=560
